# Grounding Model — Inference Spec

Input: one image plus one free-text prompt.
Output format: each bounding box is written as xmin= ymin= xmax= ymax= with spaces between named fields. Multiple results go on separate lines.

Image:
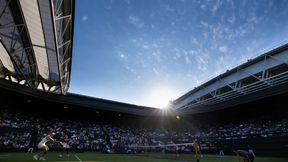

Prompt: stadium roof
xmin=1 ymin=0 xmax=288 ymax=115
xmin=0 ymin=78 xmax=158 ymax=116
xmin=0 ymin=0 xmax=74 ymax=94
xmin=173 ymin=42 xmax=288 ymax=114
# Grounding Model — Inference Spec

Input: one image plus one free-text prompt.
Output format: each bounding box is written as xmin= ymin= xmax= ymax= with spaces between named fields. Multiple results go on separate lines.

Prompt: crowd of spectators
xmin=0 ymin=108 xmax=287 ymax=153
xmin=0 ymin=109 xmax=108 ymax=151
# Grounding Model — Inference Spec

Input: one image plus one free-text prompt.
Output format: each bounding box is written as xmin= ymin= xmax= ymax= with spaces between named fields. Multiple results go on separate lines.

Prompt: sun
xmin=147 ymin=87 xmax=174 ymax=109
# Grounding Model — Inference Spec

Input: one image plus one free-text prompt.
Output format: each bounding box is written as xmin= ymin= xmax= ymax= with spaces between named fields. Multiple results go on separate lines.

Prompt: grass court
xmin=0 ymin=153 xmax=288 ymax=162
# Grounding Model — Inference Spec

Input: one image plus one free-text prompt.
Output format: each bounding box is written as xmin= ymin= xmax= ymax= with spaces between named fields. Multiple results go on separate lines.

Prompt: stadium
xmin=0 ymin=0 xmax=288 ymax=162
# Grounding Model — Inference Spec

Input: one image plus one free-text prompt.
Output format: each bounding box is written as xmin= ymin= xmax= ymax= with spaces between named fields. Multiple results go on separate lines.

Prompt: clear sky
xmin=70 ymin=0 xmax=288 ymax=108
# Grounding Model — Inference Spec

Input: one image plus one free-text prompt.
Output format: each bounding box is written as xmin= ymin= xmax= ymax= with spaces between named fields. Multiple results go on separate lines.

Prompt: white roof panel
xmin=0 ymin=42 xmax=15 ymax=73
xmin=19 ymin=0 xmax=49 ymax=80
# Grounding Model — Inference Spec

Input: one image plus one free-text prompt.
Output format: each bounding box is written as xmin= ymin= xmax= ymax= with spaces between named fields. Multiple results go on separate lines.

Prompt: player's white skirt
xmin=37 ymin=143 xmax=48 ymax=150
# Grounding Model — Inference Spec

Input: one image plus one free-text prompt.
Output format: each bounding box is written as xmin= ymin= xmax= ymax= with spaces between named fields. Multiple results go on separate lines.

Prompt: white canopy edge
xmin=0 ymin=42 xmax=15 ymax=73
xmin=19 ymin=0 xmax=49 ymax=80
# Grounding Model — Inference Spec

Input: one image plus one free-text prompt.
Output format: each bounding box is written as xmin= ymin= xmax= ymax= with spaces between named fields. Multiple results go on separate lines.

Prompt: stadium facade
xmin=172 ymin=43 xmax=288 ymax=114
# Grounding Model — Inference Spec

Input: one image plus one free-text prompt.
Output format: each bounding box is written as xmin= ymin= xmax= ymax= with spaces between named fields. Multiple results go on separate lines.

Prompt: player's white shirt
xmin=38 ymin=135 xmax=54 ymax=148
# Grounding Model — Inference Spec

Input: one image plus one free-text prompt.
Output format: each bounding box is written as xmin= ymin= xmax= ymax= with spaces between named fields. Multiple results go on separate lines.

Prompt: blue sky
xmin=70 ymin=0 xmax=288 ymax=108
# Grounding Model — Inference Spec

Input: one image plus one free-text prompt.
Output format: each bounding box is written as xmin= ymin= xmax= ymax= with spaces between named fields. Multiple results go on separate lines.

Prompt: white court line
xmin=0 ymin=154 xmax=9 ymax=159
xmin=57 ymin=154 xmax=104 ymax=162
xmin=74 ymin=154 xmax=82 ymax=162
xmin=52 ymin=161 xmax=104 ymax=162
xmin=0 ymin=154 xmax=9 ymax=157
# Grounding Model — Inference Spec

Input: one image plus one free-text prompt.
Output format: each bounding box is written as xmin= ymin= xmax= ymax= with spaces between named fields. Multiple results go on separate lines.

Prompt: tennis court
xmin=1 ymin=153 xmax=287 ymax=162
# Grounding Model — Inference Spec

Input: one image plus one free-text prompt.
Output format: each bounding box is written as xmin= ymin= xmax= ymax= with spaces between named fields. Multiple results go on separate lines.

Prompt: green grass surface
xmin=0 ymin=153 xmax=287 ymax=162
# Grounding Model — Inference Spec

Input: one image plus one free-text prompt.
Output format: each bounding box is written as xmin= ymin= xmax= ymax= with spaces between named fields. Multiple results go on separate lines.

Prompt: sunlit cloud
xmin=118 ymin=52 xmax=128 ymax=62
xmin=152 ymin=68 xmax=159 ymax=75
xmin=183 ymin=50 xmax=191 ymax=64
xmin=161 ymin=4 xmax=175 ymax=13
xmin=200 ymin=21 xmax=209 ymax=28
xmin=210 ymin=0 xmax=223 ymax=14
xmin=196 ymin=56 xmax=208 ymax=71
xmin=191 ymin=50 xmax=209 ymax=72
xmin=215 ymin=56 xmax=226 ymax=75
xmin=125 ymin=65 xmax=135 ymax=73
xmin=152 ymin=51 xmax=162 ymax=62
xmin=152 ymin=43 xmax=159 ymax=48
xmin=200 ymin=4 xmax=207 ymax=11
xmin=247 ymin=16 xmax=258 ymax=23
xmin=228 ymin=14 xmax=236 ymax=25
xmin=227 ymin=0 xmax=236 ymax=25
xmin=128 ymin=15 xmax=145 ymax=28
xmin=143 ymin=45 xmax=149 ymax=49
xmin=173 ymin=48 xmax=182 ymax=60
xmin=191 ymin=37 xmax=200 ymax=46
xmin=219 ymin=46 xmax=228 ymax=53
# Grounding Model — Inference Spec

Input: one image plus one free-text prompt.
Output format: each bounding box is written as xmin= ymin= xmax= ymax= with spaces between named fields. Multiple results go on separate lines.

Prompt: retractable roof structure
xmin=0 ymin=0 xmax=74 ymax=94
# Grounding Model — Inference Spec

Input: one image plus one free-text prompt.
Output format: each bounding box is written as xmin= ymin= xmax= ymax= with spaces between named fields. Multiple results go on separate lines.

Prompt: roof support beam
xmin=55 ymin=14 xmax=71 ymax=21
xmin=0 ymin=0 xmax=11 ymax=18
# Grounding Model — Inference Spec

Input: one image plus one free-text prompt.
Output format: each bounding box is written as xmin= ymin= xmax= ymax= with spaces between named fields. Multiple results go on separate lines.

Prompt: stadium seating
xmin=0 ymin=107 xmax=287 ymax=155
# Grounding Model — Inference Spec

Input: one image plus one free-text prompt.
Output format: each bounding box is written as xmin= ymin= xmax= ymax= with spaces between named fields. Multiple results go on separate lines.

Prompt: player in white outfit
xmin=33 ymin=132 xmax=56 ymax=160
